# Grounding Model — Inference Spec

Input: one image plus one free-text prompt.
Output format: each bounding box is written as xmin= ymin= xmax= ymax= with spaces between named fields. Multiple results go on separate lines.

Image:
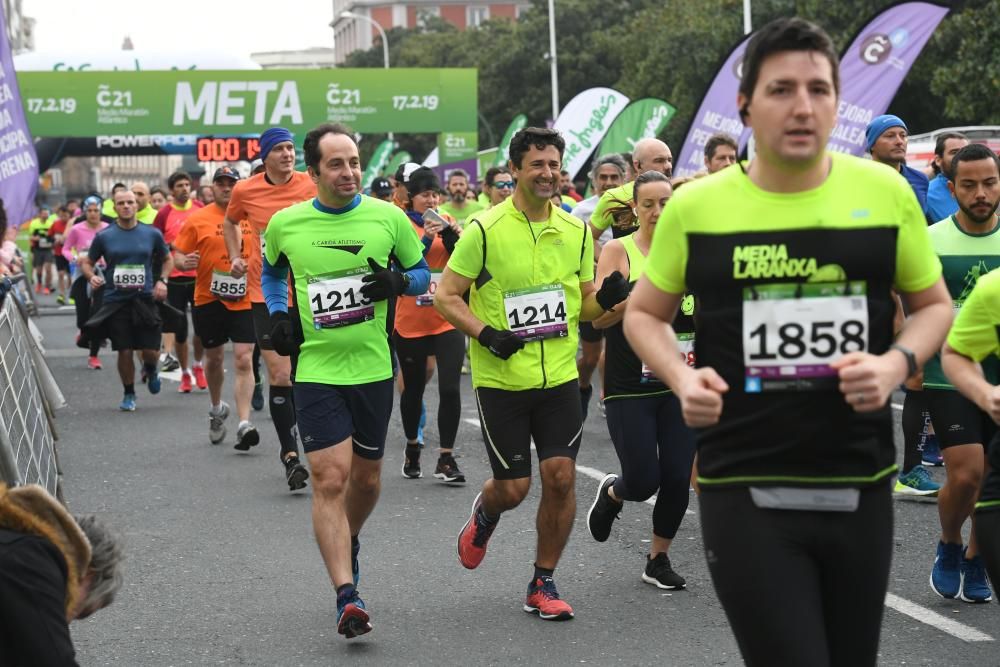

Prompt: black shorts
xmin=164 ymin=278 xmax=195 ymax=341
xmin=107 ymin=304 xmax=161 ymax=352
xmin=54 ymin=255 xmax=70 ymax=272
xmin=192 ymin=302 xmax=255 ymax=348
xmin=32 ymin=248 xmax=53 ymax=266
xmin=926 ymin=388 xmax=1000 ymax=449
xmin=474 ymin=380 xmax=582 ymax=480
xmin=293 ymin=379 xmax=394 ymax=459
xmin=579 ymin=320 xmax=604 ymax=343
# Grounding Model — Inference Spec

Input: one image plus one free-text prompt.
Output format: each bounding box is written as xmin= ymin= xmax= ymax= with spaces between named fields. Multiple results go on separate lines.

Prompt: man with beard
xmin=438 ymin=168 xmax=484 ymax=227
xmin=926 ymin=132 xmax=969 ymax=223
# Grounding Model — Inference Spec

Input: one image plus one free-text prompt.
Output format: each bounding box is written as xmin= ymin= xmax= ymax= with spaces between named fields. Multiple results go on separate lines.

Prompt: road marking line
xmin=892 ymin=403 xmax=903 ymax=411
xmin=463 ymin=418 xmax=479 ymax=427
xmin=884 ymin=593 xmax=994 ymax=642
xmin=576 ymin=464 xmax=696 ymax=515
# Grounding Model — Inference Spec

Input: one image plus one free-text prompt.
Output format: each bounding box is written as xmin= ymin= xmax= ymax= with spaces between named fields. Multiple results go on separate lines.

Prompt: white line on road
xmin=892 ymin=403 xmax=903 ymax=411
xmin=463 ymin=418 xmax=479 ymax=427
xmin=884 ymin=593 xmax=994 ymax=642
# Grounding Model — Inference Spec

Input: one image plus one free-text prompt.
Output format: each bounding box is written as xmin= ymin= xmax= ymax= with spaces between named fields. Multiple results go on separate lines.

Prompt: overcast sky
xmin=22 ymin=0 xmax=337 ymax=59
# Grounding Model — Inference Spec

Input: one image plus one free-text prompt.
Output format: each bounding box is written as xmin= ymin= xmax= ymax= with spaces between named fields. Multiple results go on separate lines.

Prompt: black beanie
xmin=406 ymin=167 xmax=440 ymax=198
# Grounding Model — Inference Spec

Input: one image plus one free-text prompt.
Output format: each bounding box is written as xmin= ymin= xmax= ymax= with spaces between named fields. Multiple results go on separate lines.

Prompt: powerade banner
xmin=361 ymin=139 xmax=395 ymax=189
xmin=0 ymin=11 xmax=38 ymax=226
xmin=16 ymin=69 xmax=477 ymax=137
xmin=596 ymin=98 xmax=676 ymax=157
xmin=553 ymin=88 xmax=630 ymax=179
xmin=674 ymin=33 xmax=754 ymax=178
xmin=494 ymin=114 xmax=527 ymax=167
xmin=828 ymin=2 xmax=949 ymax=154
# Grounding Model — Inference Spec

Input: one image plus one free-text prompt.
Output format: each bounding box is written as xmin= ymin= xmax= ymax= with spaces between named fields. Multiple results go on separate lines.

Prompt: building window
xmin=417 ymin=6 xmax=440 ymax=27
xmin=468 ymin=5 xmax=489 ymax=27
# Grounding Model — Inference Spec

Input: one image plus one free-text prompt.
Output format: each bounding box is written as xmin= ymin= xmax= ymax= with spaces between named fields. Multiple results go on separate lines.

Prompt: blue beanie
xmin=259 ymin=127 xmax=294 ymax=161
xmin=865 ymin=114 xmax=907 ymax=152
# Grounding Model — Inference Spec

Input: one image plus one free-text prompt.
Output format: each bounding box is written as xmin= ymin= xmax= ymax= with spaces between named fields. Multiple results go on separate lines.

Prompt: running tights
xmin=974 ymin=510 xmax=1000 ymax=604
xmin=901 ymin=389 xmax=929 ymax=472
xmin=605 ymin=393 xmax=696 ymax=539
xmin=700 ymin=483 xmax=892 ymax=667
xmin=394 ymin=329 xmax=464 ymax=449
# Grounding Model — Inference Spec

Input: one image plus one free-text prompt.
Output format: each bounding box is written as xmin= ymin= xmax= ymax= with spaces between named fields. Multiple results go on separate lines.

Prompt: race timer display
xmin=196 ymin=137 xmax=261 ymax=162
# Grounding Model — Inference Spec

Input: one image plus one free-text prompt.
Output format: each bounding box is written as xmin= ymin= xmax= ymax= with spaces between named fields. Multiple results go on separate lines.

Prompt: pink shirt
xmin=61 ymin=222 xmax=109 ymax=263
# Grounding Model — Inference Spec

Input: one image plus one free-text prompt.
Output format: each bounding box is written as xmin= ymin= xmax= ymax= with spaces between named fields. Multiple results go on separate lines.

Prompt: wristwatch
xmin=890 ymin=343 xmax=918 ymax=379
xmin=156 ymin=277 xmax=169 ymax=285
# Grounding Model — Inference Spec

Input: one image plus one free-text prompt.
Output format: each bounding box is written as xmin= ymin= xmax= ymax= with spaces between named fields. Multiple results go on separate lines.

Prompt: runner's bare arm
xmin=223 ymin=216 xmax=246 ymax=278
xmin=434 ymin=267 xmax=485 ymax=338
xmin=941 ymin=343 xmax=1000 ymax=423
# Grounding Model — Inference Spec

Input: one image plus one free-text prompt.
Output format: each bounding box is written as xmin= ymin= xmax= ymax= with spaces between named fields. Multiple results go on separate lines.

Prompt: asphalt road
xmin=25 ymin=296 xmax=998 ymax=666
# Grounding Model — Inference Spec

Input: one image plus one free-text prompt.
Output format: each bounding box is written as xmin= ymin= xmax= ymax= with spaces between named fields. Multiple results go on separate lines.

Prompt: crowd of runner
xmin=8 ymin=16 xmax=1000 ymax=666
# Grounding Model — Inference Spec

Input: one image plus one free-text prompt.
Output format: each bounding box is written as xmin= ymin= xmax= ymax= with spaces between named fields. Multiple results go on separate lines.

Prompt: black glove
xmin=360 ymin=257 xmax=405 ymax=301
xmin=478 ymin=325 xmax=525 ymax=360
xmin=269 ymin=311 xmax=299 ymax=357
xmin=596 ymin=271 xmax=631 ymax=311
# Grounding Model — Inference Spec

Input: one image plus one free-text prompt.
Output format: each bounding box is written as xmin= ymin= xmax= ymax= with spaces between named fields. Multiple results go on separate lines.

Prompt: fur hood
xmin=0 ymin=483 xmax=91 ymax=615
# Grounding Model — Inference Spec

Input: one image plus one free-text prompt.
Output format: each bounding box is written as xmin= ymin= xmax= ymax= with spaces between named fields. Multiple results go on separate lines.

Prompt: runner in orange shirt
xmin=174 ymin=166 xmax=260 ymax=450
xmin=224 ymin=127 xmax=315 ymax=491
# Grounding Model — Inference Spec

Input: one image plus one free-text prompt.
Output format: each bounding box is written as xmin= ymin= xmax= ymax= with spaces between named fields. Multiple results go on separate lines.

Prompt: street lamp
xmin=547 ymin=0 xmax=559 ymax=120
xmin=332 ymin=10 xmax=392 ymax=140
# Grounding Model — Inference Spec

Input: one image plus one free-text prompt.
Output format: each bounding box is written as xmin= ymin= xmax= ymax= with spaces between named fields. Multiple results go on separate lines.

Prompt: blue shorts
xmin=293 ymin=379 xmax=394 ymax=459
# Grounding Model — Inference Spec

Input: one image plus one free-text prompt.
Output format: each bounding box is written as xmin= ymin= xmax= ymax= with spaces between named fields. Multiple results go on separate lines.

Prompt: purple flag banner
xmin=674 ymin=33 xmax=755 ymax=178
xmin=829 ymin=1 xmax=949 ymax=155
xmin=0 ymin=11 xmax=37 ymax=227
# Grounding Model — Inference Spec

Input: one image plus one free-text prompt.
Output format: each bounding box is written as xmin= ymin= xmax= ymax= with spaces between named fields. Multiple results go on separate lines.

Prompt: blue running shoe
xmin=417 ymin=402 xmax=426 ymax=444
xmin=147 ymin=369 xmax=162 ymax=395
xmin=960 ymin=550 xmax=994 ymax=603
xmin=351 ymin=537 xmax=360 ymax=587
xmin=119 ymin=393 xmax=136 ymax=412
xmin=922 ymin=434 xmax=944 ymax=467
xmin=336 ymin=589 xmax=371 ymax=639
xmin=931 ymin=541 xmax=963 ymax=599
xmin=894 ymin=467 xmax=940 ymax=497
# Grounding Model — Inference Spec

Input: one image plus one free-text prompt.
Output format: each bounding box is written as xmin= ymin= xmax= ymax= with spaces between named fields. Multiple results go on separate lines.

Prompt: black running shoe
xmin=402 ymin=445 xmax=422 ymax=479
xmin=284 ymin=456 xmax=309 ymax=491
xmin=434 ymin=454 xmax=465 ymax=484
xmin=586 ymin=473 xmax=622 ymax=542
xmin=251 ymin=381 xmax=264 ymax=411
xmin=642 ymin=553 xmax=686 ymax=590
xmin=161 ymin=353 xmax=180 ymax=372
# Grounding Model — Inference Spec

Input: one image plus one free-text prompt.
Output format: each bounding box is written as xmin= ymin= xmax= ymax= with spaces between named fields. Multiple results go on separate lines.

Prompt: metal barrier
xmin=0 ymin=275 xmax=65 ymax=499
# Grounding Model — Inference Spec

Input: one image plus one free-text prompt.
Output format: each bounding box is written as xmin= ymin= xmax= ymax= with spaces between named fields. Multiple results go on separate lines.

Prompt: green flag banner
xmin=361 ymin=139 xmax=395 ymax=188
xmin=494 ymin=114 xmax=527 ymax=167
xmin=596 ymin=98 xmax=676 ymax=157
xmin=478 ymin=148 xmax=498 ymax=177
xmin=438 ymin=132 xmax=478 ymax=164
xmin=386 ymin=150 xmax=412 ymax=177
xmin=16 ymin=68 xmax=477 ymax=137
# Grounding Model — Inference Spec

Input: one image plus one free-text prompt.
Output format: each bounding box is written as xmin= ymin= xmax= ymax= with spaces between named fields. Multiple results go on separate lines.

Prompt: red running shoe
xmin=87 ymin=356 xmax=102 ymax=370
xmin=524 ymin=576 xmax=574 ymax=620
xmin=178 ymin=372 xmax=193 ymax=393
xmin=457 ymin=492 xmax=498 ymax=569
xmin=192 ymin=366 xmax=208 ymax=390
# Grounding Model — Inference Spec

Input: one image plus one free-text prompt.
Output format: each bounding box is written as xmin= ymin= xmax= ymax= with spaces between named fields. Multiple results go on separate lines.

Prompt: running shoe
xmin=87 ymin=356 xmax=102 ymax=370
xmin=587 ymin=473 xmax=623 ymax=542
xmin=336 ymin=590 xmax=372 ymax=639
xmin=960 ymin=550 xmax=994 ymax=603
xmin=161 ymin=353 xmax=180 ymax=372
xmin=457 ymin=492 xmax=498 ymax=569
xmin=434 ymin=454 xmax=465 ymax=484
xmin=402 ymin=445 xmax=422 ymax=479
xmin=208 ymin=402 xmax=230 ymax=445
xmin=193 ymin=366 xmax=208 ymax=390
xmin=251 ymin=381 xmax=264 ymax=411
xmin=147 ymin=369 xmax=161 ymax=395
xmin=922 ymin=435 xmax=944 ymax=467
xmin=352 ymin=537 xmax=361 ymax=587
xmin=56 ymin=294 xmax=65 ymax=305
xmin=234 ymin=421 xmax=259 ymax=451
xmin=178 ymin=372 xmax=193 ymax=394
xmin=894 ymin=466 xmax=941 ymax=497
xmin=119 ymin=393 xmax=136 ymax=412
xmin=284 ymin=456 xmax=309 ymax=491
xmin=524 ymin=576 xmax=574 ymax=620
xmin=930 ymin=541 xmax=963 ymax=599
xmin=642 ymin=553 xmax=686 ymax=590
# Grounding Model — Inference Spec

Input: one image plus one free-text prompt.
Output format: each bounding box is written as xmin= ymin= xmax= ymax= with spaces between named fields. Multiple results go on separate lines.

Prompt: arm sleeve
xmin=894 ymin=179 xmax=943 ymax=293
xmin=643 ymin=196 xmax=688 ymax=294
xmin=402 ymin=257 xmax=431 ymax=296
xmin=947 ymin=271 xmax=1000 ymax=363
xmin=446 ymin=221 xmax=485 ymax=280
xmin=261 ymin=254 xmax=289 ymax=315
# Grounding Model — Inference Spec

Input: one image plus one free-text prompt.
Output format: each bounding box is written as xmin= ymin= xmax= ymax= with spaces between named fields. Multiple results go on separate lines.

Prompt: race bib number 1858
xmin=742 ymin=281 xmax=868 ymax=393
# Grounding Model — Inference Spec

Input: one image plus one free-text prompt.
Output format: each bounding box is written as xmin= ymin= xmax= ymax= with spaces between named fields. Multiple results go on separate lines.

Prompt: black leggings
xmin=974 ymin=510 xmax=1000 ymax=604
xmin=71 ymin=277 xmax=103 ymax=356
xmin=394 ymin=329 xmax=464 ymax=449
xmin=700 ymin=483 xmax=892 ymax=667
xmin=605 ymin=393 xmax=695 ymax=539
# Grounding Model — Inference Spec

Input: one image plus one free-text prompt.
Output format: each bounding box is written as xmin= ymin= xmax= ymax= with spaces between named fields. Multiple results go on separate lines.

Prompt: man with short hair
xmin=927 ymin=132 xmax=970 ymax=223
xmin=198 ymin=184 xmax=215 ymax=206
xmin=80 ymin=189 xmax=173 ymax=411
xmin=438 ymin=168 xmax=485 ymax=227
xmin=560 ymin=169 xmax=582 ymax=202
xmin=131 ymin=182 xmax=157 ymax=225
xmin=369 ymin=176 xmax=394 ymax=202
xmin=50 ymin=205 xmax=72 ymax=304
xmin=704 ymin=133 xmax=738 ymax=174
xmin=435 ymin=127 xmax=630 ymax=621
xmin=154 ymin=171 xmax=206 ymax=389
xmin=262 ymin=123 xmax=430 ymax=638
xmin=589 ymin=138 xmax=673 ymax=241
xmin=28 ymin=206 xmax=54 ymax=294
xmin=481 ymin=166 xmax=514 ymax=208
xmin=867 ymin=114 xmax=930 ymax=216
xmin=102 ymin=183 xmax=127 ymax=219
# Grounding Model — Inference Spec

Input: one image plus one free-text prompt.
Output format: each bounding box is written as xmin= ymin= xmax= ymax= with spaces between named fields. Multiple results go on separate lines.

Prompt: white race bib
xmin=113 ymin=264 xmax=146 ymax=290
xmin=642 ymin=333 xmax=695 ymax=382
xmin=416 ymin=271 xmax=443 ymax=306
xmin=37 ymin=236 xmax=52 ymax=249
xmin=504 ymin=284 xmax=568 ymax=342
xmin=210 ymin=270 xmax=247 ymax=301
xmin=306 ymin=267 xmax=375 ymax=329
xmin=742 ymin=281 xmax=868 ymax=393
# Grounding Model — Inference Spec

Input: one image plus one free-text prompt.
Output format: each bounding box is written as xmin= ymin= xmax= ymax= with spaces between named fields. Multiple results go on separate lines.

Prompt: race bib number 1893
xmin=742 ymin=281 xmax=868 ymax=393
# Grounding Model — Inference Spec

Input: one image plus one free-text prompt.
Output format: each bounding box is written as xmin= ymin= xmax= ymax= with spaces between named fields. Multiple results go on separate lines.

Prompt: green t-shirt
xmin=136 ymin=204 xmax=157 ymax=225
xmin=264 ymin=195 xmax=425 ymax=385
xmin=439 ymin=199 xmax=485 ymax=228
xmin=447 ymin=197 xmax=595 ymax=391
xmin=590 ymin=182 xmax=634 ymax=232
xmin=947 ymin=267 xmax=1000 ymax=364
xmin=645 ymin=152 xmax=941 ymax=488
xmin=923 ymin=215 xmax=1000 ymax=389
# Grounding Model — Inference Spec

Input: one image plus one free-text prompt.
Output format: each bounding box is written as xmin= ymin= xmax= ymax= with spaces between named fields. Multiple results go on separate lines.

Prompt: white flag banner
xmin=552 ymin=87 xmax=630 ymax=178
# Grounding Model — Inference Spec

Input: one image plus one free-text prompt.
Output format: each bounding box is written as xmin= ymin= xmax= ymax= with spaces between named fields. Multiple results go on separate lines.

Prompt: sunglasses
xmin=492 ymin=180 xmax=515 ymax=189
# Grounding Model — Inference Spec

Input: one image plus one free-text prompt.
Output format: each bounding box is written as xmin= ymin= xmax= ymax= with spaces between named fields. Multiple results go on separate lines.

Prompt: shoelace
xmin=534 ymin=578 xmax=561 ymax=600
xmin=472 ymin=510 xmax=497 ymax=547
